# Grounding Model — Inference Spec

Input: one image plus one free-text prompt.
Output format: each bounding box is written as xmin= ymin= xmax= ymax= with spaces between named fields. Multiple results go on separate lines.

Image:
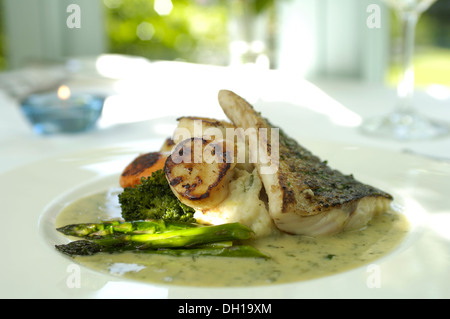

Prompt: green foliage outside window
xmin=103 ymin=0 xmax=276 ymax=66
xmin=103 ymin=0 xmax=230 ymax=65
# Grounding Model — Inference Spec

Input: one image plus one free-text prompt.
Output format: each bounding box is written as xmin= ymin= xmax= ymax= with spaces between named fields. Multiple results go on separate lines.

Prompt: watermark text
xmin=66 ymin=4 xmax=81 ymax=29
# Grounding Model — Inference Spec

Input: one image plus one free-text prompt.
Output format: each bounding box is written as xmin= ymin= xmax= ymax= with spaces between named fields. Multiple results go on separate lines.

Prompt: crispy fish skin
xmin=218 ymin=90 xmax=393 ymax=236
xmin=276 ymin=129 xmax=392 ymax=215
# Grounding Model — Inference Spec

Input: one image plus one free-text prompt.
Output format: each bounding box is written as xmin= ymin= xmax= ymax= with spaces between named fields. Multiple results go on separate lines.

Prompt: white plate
xmin=1 ymin=119 xmax=449 ymax=299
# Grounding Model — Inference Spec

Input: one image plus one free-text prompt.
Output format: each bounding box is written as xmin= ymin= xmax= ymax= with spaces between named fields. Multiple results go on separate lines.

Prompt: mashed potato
xmin=194 ymin=166 xmax=279 ymax=237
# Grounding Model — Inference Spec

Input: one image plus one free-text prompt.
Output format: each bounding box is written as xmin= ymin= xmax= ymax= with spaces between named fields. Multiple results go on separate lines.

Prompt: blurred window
xmin=0 ymin=0 xmax=448 ymax=90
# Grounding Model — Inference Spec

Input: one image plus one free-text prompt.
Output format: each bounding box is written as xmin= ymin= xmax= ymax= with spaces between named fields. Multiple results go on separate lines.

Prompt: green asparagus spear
xmin=55 ymin=240 xmax=139 ymax=256
xmin=55 ymin=240 xmax=236 ymax=256
xmin=55 ymin=222 xmax=269 ymax=258
xmin=56 ymin=219 xmax=198 ymax=237
xmin=100 ymin=222 xmax=254 ymax=249
xmin=55 ymin=240 xmax=268 ymax=258
xmin=59 ymin=222 xmax=252 ymax=249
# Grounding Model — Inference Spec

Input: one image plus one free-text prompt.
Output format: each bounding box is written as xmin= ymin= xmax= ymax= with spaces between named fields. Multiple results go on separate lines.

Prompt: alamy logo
xmin=366 ymin=264 xmax=381 ymax=288
xmin=367 ymin=4 xmax=381 ymax=29
xmin=66 ymin=4 xmax=81 ymax=29
xmin=171 ymin=120 xmax=280 ymax=175
xmin=66 ymin=264 xmax=81 ymax=288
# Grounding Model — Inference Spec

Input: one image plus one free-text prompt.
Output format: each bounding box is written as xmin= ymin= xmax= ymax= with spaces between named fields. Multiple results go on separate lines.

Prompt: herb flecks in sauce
xmin=56 ymin=190 xmax=409 ymax=287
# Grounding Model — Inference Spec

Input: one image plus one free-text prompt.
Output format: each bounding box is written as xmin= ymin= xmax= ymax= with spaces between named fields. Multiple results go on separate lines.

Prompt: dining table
xmin=1 ymin=55 xmax=449 ymax=299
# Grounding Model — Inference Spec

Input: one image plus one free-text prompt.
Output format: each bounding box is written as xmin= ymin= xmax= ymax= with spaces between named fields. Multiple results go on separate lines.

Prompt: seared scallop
xmin=164 ymin=137 xmax=236 ymax=210
xmin=120 ymin=151 xmax=168 ymax=188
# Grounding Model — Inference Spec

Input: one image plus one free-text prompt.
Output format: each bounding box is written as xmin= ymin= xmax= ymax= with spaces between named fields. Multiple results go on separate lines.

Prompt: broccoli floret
xmin=118 ymin=169 xmax=196 ymax=223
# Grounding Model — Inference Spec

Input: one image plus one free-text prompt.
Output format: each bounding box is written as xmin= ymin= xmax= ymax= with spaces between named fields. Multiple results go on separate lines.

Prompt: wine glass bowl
xmin=360 ymin=0 xmax=448 ymax=140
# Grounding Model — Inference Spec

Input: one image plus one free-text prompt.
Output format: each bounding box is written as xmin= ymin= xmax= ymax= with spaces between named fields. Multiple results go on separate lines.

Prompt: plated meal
xmin=55 ymin=90 xmax=409 ymax=287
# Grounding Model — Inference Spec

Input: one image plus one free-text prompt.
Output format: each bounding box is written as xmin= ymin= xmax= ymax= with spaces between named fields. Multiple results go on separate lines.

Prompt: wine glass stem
xmin=396 ymin=11 xmax=419 ymax=114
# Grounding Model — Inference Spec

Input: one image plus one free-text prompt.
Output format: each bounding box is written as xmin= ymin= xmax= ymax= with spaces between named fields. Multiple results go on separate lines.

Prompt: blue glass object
xmin=21 ymin=91 xmax=105 ymax=134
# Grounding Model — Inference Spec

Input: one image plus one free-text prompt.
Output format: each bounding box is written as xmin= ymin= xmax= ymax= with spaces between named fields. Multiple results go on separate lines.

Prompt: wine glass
xmin=360 ymin=0 xmax=448 ymax=140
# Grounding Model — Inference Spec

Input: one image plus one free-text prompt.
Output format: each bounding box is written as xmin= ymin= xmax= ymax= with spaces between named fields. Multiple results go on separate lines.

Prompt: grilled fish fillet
xmin=218 ymin=90 xmax=393 ymax=236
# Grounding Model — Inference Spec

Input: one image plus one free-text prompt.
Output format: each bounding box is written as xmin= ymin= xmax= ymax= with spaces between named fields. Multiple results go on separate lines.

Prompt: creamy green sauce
xmin=56 ymin=189 xmax=409 ymax=287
